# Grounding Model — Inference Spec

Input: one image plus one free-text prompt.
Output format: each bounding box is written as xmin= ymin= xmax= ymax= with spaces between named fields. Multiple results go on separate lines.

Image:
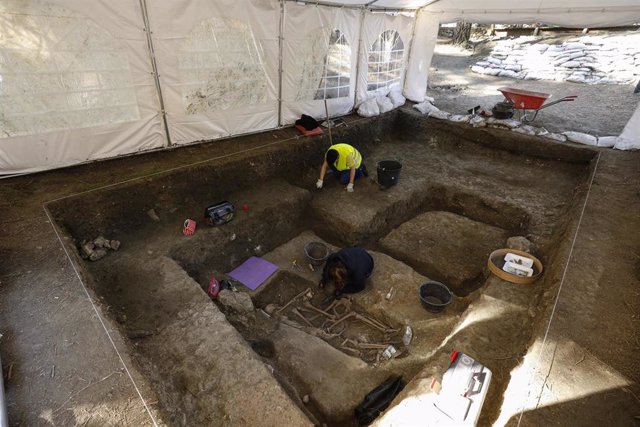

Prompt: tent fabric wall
xmin=421 ymin=0 xmax=640 ymax=27
xmin=617 ymin=104 xmax=640 ymax=150
xmin=145 ymin=0 xmax=280 ymax=145
xmin=355 ymin=12 xmax=415 ymax=106
xmin=0 ymin=0 xmax=165 ymax=175
xmin=403 ymin=10 xmax=439 ymax=102
xmin=281 ymin=3 xmax=361 ymax=124
xmin=2 ymin=0 xmax=640 ymax=175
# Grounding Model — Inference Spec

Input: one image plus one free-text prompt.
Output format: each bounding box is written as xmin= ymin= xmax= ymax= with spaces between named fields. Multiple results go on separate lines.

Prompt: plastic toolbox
xmin=432 ymin=351 xmax=492 ymax=426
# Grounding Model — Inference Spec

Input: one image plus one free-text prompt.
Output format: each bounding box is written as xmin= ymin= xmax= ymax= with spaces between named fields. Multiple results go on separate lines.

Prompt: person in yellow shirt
xmin=316 ymin=143 xmax=368 ymax=192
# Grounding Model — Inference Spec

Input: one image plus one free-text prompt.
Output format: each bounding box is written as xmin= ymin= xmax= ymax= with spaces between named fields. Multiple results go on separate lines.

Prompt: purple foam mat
xmin=228 ymin=257 xmax=278 ymax=291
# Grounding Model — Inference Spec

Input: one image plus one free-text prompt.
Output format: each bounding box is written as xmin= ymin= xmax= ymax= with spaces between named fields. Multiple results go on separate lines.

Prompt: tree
xmin=453 ymin=21 xmax=472 ymax=46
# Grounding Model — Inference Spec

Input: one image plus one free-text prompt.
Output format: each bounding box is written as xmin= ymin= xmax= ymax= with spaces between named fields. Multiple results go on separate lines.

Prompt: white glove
xmin=316 ymin=179 xmax=323 ymax=189
xmin=346 ymin=183 xmax=354 ymax=192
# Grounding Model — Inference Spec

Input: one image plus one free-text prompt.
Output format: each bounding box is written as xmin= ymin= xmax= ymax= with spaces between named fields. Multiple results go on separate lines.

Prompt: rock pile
xmin=79 ymin=236 xmax=121 ymax=261
xmin=471 ymin=34 xmax=640 ymax=85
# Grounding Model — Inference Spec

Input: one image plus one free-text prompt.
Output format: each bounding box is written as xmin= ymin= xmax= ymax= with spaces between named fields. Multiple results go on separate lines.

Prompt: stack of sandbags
xmin=470 ymin=33 xmax=640 ymax=85
xmin=357 ymin=89 xmax=407 ymax=118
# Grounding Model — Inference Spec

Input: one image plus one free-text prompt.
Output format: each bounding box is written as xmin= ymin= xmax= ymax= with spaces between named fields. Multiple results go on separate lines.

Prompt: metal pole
xmin=277 ymin=0 xmax=285 ymax=127
xmin=0 ymin=349 xmax=8 ymax=427
xmin=139 ymin=0 xmax=172 ymax=147
xmin=283 ymin=0 xmax=418 ymax=12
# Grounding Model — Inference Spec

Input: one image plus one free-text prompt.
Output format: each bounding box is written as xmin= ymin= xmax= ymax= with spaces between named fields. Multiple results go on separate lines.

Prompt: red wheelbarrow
xmin=497 ymin=87 xmax=577 ymax=123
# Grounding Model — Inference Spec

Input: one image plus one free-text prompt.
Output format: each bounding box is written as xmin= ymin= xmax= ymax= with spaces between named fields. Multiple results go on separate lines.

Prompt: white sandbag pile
xmin=410 ymin=99 xmax=631 ymax=150
xmin=357 ymin=89 xmax=406 ymax=117
xmin=471 ymin=33 xmax=640 ymax=85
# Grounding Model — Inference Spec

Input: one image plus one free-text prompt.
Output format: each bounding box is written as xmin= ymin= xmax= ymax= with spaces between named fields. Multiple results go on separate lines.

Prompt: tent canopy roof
xmin=303 ymin=0 xmax=640 ymax=26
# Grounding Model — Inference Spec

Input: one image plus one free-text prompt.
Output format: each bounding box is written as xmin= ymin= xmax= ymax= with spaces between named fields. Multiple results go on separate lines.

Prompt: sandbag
xmin=448 ymin=114 xmax=471 ymax=123
xmin=563 ymin=131 xmax=598 ymax=146
xmin=412 ymin=102 xmax=449 ymax=120
xmin=544 ymin=133 xmax=568 ymax=142
xmin=376 ymin=96 xmax=394 ymax=114
xmin=387 ymin=89 xmax=406 ymax=108
xmin=614 ymin=136 xmax=640 ymax=151
xmin=429 ymin=109 xmax=451 ymax=120
xmin=357 ymin=98 xmax=380 ymax=118
xmin=413 ymin=101 xmax=438 ymax=115
xmin=597 ymin=136 xmax=618 ymax=148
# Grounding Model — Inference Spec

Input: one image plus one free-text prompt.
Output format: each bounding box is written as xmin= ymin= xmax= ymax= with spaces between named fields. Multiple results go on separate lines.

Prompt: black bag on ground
xmin=355 ymin=376 xmax=405 ymax=426
xmin=295 ymin=114 xmax=319 ymax=130
xmin=204 ymin=201 xmax=234 ymax=226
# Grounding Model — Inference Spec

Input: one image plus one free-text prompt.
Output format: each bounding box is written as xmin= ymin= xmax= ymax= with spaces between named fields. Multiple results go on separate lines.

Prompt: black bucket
xmin=419 ymin=281 xmax=453 ymax=313
xmin=304 ymin=241 xmax=329 ymax=266
xmin=376 ymin=160 xmax=402 ymax=189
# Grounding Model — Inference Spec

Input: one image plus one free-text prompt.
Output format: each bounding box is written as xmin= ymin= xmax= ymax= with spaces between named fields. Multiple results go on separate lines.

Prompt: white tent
xmin=1 ymin=0 xmax=639 ymax=174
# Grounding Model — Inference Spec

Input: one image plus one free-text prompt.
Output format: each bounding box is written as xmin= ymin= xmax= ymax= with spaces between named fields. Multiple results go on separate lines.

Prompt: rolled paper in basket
xmin=183 ymin=219 xmax=196 ymax=236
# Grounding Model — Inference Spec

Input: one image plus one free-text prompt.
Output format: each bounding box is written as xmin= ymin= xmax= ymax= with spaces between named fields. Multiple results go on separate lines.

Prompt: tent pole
xmin=283 ymin=0 xmax=417 ymax=13
xmin=277 ymin=0 xmax=285 ymax=127
xmin=139 ymin=0 xmax=172 ymax=147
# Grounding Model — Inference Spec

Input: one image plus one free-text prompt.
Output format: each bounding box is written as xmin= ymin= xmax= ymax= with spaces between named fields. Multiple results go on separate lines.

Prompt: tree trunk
xmin=454 ymin=21 xmax=472 ymax=46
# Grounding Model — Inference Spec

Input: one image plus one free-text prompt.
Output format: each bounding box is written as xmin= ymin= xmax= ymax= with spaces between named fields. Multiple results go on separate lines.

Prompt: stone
xmin=110 ymin=240 xmax=121 ymax=251
xmin=93 ymin=236 xmax=108 ymax=248
xmin=147 ymin=208 xmax=160 ymax=222
xmin=218 ymin=290 xmax=254 ymax=313
xmin=89 ymin=249 xmax=108 ymax=261
xmin=80 ymin=241 xmax=95 ymax=259
xmin=506 ymin=236 xmax=536 ymax=254
xmin=264 ymin=303 xmax=278 ymax=316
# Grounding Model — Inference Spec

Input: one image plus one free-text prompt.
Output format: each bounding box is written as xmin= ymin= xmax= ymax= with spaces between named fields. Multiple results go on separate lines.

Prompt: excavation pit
xmin=46 ymin=110 xmax=596 ymax=426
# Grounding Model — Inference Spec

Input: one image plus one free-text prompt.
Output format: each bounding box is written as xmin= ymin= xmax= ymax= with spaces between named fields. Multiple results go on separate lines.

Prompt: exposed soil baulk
xmin=45 ymin=109 xmax=592 ymax=426
xmin=1 ymin=108 xmax=638 ymax=427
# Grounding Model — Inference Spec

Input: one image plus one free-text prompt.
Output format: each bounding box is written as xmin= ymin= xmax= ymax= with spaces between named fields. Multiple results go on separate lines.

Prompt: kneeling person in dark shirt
xmin=320 ymin=247 xmax=374 ymax=298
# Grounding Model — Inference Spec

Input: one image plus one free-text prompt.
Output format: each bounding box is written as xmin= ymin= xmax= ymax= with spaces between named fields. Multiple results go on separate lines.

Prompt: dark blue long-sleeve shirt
xmin=322 ymin=247 xmax=374 ymax=293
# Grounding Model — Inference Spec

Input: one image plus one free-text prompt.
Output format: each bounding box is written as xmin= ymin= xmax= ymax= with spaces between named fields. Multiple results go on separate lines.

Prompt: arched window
xmin=367 ymin=30 xmax=404 ymax=94
xmin=179 ymin=18 xmax=269 ymax=114
xmin=0 ymin=0 xmax=139 ymax=138
xmin=315 ymin=29 xmax=351 ymax=100
xmin=296 ymin=29 xmax=351 ymax=101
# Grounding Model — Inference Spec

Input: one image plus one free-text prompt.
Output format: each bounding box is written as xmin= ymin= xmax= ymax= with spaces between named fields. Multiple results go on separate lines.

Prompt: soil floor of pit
xmin=429 ymin=31 xmax=640 ymax=137
xmin=1 ymin=110 xmax=639 ymax=426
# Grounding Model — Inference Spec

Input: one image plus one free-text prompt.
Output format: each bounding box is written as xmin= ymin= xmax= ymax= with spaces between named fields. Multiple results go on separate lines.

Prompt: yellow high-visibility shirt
xmin=327 ymin=143 xmax=362 ymax=171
